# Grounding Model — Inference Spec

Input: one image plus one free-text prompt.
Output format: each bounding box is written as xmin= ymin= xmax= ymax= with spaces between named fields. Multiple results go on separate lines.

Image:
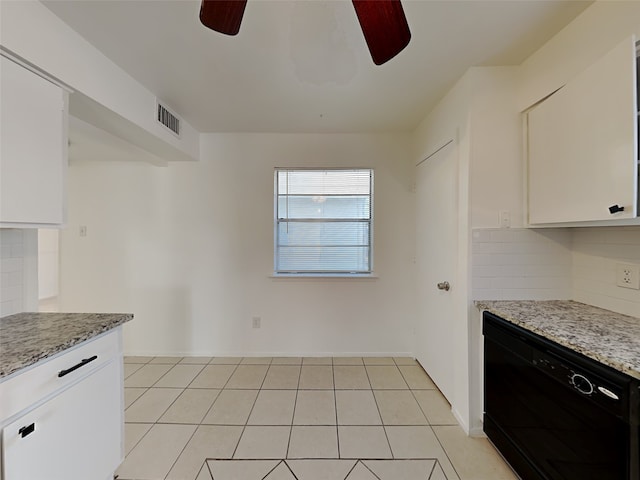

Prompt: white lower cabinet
xmin=0 ymin=330 xmax=124 ymax=480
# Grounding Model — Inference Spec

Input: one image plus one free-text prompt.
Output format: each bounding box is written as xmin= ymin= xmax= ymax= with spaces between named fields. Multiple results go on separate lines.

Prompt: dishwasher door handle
xmin=597 ymin=386 xmax=620 ymax=401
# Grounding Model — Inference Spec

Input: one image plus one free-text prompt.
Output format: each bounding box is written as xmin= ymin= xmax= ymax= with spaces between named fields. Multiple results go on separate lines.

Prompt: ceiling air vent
xmin=156 ymin=101 xmax=180 ymax=137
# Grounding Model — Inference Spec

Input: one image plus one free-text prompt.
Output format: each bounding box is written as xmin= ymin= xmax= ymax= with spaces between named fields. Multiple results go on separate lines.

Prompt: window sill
xmin=270 ymin=273 xmax=379 ymax=279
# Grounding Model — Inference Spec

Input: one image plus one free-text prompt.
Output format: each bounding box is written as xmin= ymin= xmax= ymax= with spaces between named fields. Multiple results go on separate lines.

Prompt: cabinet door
xmin=0 ymin=55 xmax=67 ymax=226
xmin=527 ymin=36 xmax=638 ymax=224
xmin=2 ymin=360 xmax=123 ymax=480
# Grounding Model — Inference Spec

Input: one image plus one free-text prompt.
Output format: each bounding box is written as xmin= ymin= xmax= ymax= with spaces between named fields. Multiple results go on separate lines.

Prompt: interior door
xmin=415 ymin=139 xmax=458 ymax=403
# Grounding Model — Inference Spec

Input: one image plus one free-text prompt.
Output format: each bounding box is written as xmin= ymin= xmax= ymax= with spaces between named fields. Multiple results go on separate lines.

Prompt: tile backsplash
xmin=472 ymin=226 xmax=640 ymax=318
xmin=1 ymin=229 xmax=25 ymax=317
xmin=472 ymin=228 xmax=573 ymax=301
xmin=572 ymin=227 xmax=640 ymax=318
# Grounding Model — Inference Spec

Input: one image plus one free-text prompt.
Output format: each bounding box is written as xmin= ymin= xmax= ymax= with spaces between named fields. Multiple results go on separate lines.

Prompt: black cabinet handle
xmin=57 ymin=355 xmax=98 ymax=378
xmin=609 ymin=204 xmax=625 ymax=214
xmin=19 ymin=423 xmax=35 ymax=438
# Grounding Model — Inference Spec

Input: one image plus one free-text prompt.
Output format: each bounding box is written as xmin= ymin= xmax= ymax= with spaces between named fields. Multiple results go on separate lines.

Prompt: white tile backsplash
xmin=572 ymin=227 xmax=640 ymax=318
xmin=471 ymin=228 xmax=573 ymax=301
xmin=1 ymin=229 xmax=25 ymax=316
xmin=472 ymin=226 xmax=640 ymax=318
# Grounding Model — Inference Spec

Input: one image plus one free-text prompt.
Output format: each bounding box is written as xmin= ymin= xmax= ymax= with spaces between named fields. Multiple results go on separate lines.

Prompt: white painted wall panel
xmin=0 ymin=229 xmax=38 ymax=317
xmin=58 ymin=133 xmax=416 ymax=357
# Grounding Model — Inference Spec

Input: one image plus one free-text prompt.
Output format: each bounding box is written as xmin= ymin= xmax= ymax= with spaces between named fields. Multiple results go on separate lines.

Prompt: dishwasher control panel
xmin=532 ymin=349 xmax=628 ymax=415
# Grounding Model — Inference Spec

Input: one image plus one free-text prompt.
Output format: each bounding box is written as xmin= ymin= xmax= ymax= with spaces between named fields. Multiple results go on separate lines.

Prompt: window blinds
xmin=275 ymin=169 xmax=373 ymax=274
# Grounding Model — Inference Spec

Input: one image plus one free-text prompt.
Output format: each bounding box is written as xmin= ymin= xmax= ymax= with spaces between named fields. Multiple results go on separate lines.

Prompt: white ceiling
xmin=43 ymin=0 xmax=591 ymax=134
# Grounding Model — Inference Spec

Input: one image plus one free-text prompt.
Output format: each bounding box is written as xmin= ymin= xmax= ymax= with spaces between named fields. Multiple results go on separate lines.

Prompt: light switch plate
xmin=500 ymin=211 xmax=511 ymax=228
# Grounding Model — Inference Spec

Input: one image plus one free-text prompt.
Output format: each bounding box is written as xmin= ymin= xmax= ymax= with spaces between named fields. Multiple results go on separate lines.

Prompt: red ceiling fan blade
xmin=352 ymin=0 xmax=411 ymax=65
xmin=199 ymin=0 xmax=247 ymax=36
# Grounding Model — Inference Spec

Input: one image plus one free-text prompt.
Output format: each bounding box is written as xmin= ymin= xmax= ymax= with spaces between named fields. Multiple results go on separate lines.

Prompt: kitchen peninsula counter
xmin=0 ymin=312 xmax=133 ymax=379
xmin=475 ymin=300 xmax=640 ymax=380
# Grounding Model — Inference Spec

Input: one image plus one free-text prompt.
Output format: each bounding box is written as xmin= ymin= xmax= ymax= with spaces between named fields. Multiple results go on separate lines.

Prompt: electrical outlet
xmin=616 ymin=263 xmax=640 ymax=290
xmin=252 ymin=316 xmax=261 ymax=329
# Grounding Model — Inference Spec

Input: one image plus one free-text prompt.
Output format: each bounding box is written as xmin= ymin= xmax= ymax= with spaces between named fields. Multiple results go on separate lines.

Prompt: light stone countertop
xmin=0 ymin=312 xmax=133 ymax=379
xmin=475 ymin=300 xmax=640 ymax=380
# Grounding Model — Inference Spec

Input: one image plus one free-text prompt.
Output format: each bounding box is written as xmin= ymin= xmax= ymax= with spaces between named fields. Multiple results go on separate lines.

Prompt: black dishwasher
xmin=483 ymin=312 xmax=639 ymax=480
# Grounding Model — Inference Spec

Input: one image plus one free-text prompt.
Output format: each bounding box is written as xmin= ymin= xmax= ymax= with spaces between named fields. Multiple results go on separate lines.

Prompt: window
xmin=275 ymin=168 xmax=373 ymax=275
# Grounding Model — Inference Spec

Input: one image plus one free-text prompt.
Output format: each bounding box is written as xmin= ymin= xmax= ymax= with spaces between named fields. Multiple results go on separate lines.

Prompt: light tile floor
xmin=117 ymin=356 xmax=518 ymax=480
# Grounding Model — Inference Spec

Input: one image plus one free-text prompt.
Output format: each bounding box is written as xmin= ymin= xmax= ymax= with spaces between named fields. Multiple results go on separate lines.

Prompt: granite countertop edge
xmin=475 ymin=300 xmax=640 ymax=380
xmin=0 ymin=312 xmax=134 ymax=379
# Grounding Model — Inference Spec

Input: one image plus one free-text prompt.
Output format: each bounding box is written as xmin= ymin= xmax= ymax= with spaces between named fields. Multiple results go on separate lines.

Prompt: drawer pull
xmin=19 ymin=423 xmax=35 ymax=438
xmin=58 ymin=355 xmax=98 ymax=378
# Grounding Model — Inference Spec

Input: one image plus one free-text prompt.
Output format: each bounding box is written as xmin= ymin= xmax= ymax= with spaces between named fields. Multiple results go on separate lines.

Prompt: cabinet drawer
xmin=0 ymin=330 xmax=120 ymax=422
xmin=2 ymin=359 xmax=123 ymax=480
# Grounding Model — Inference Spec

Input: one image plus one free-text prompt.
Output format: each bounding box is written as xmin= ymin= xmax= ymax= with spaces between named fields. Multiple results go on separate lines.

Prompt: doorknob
xmin=437 ymin=281 xmax=450 ymax=291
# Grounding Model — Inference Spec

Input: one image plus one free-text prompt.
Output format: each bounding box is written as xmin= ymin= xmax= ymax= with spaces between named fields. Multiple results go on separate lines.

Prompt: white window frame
xmin=273 ymin=168 xmax=374 ymax=277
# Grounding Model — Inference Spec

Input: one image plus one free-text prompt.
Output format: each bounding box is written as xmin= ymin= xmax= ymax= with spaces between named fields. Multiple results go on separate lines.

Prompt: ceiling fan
xmin=199 ymin=0 xmax=411 ymax=65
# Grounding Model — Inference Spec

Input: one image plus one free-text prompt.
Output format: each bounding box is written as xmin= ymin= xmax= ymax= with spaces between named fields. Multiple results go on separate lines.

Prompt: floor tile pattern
xmin=117 ymin=356 xmax=518 ymax=480
xmin=201 ymin=459 xmax=445 ymax=479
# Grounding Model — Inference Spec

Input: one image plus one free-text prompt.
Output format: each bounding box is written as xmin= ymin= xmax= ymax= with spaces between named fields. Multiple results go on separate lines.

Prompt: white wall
xmin=0 ymin=0 xmax=200 ymax=162
xmin=519 ymin=0 xmax=640 ymax=110
xmin=468 ymin=67 xmax=523 ymax=229
xmin=59 ymin=133 xmax=416 ymax=356
xmin=38 ymin=229 xmax=59 ymax=300
xmin=411 ymin=66 xmax=523 ymax=434
xmin=1 ymin=229 xmax=24 ymax=316
xmin=0 ymin=229 xmax=38 ymax=317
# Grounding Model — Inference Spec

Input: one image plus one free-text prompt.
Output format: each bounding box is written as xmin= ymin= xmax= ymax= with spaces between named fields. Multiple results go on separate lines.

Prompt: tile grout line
xmin=282 ymin=459 xmax=301 ymax=480
xmin=120 ymin=357 xmax=186 ymax=480
xmin=125 ymin=360 xmax=187 ymax=428
xmin=285 ymin=362 xmax=303 ymax=459
xmin=197 ymin=362 xmax=244 ymax=425
xmin=161 ymin=361 xmax=241 ymax=480
xmin=205 ymin=458 xmax=215 ymax=480
xmin=427 ymin=424 xmax=461 ymax=480
xmin=121 ymin=357 xmax=463 ymax=480
xmin=229 ymin=365 xmax=257 ymax=459
xmin=408 ymin=387 xmax=433 ymax=426
xmin=230 ymin=359 xmax=270 ymax=459
xmin=343 ymin=460 xmax=361 ymax=479
xmin=360 ymin=460 xmax=384 ymax=480
xmin=395 ymin=366 xmax=431 ymax=427
xmin=427 ymin=459 xmax=438 ymax=480
xmin=122 ymin=361 xmax=153 ymax=457
xmin=332 ymin=360 xmax=340 ymax=459
xmin=396 ymin=362 xmax=460 ymax=480
xmin=363 ymin=363 xmax=394 ymax=459
xmin=153 ymin=364 xmax=211 ymax=425
xmin=400 ymin=362 xmax=460 ymax=480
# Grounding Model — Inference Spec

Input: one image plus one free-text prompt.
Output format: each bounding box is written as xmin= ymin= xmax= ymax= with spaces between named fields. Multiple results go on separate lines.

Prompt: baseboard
xmin=123 ymin=351 xmax=416 ymax=358
xmin=451 ymin=406 xmax=468 ymax=434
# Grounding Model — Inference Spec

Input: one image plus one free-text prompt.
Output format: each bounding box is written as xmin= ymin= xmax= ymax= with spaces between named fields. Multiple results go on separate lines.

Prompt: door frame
xmin=414 ymin=136 xmax=458 ymax=402
xmin=414 ymin=128 xmax=476 ymax=434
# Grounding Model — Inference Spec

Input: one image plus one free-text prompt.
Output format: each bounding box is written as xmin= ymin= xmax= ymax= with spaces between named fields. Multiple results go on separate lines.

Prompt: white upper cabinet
xmin=527 ymin=36 xmax=638 ymax=225
xmin=1 ymin=55 xmax=68 ymax=227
